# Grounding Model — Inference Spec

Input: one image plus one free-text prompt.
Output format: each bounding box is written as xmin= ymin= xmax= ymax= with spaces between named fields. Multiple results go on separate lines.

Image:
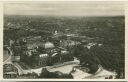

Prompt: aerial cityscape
xmin=3 ymin=2 xmax=125 ymax=79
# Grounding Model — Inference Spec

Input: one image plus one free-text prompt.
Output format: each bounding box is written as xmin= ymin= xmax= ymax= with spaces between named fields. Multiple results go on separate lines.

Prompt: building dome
xmin=44 ymin=42 xmax=54 ymax=49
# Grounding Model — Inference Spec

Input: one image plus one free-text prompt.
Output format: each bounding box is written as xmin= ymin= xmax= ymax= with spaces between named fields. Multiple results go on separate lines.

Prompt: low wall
xmin=21 ymin=60 xmax=80 ymax=75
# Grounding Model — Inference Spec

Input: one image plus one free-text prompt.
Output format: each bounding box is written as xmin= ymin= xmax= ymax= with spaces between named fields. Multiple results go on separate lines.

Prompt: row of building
xmin=9 ymin=35 xmax=77 ymax=68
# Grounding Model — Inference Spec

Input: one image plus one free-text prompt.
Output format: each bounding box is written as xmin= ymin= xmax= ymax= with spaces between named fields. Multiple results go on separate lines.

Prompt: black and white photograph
xmin=3 ymin=1 xmax=125 ymax=79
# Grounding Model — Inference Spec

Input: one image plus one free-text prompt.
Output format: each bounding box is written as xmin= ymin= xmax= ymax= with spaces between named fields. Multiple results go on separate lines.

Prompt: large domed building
xmin=44 ymin=42 xmax=55 ymax=49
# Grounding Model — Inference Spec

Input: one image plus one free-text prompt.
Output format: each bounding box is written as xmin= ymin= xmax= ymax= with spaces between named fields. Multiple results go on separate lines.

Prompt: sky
xmin=4 ymin=1 xmax=124 ymax=16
